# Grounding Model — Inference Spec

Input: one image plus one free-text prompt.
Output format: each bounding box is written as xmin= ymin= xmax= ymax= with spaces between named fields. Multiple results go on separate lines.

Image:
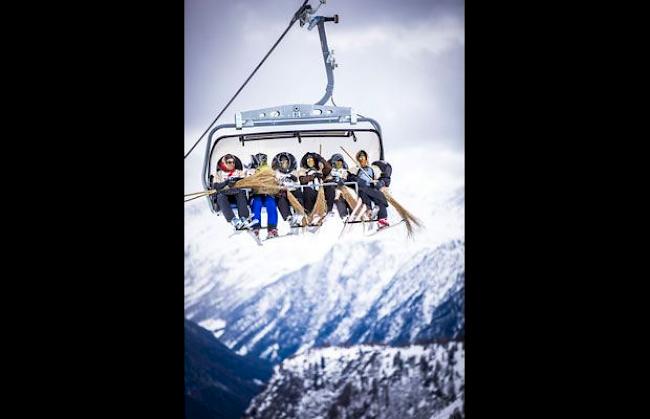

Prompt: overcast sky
xmin=185 ymin=0 xmax=464 ymax=191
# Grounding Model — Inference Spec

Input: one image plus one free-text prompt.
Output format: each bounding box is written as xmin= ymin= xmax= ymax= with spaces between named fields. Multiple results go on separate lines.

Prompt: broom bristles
xmin=311 ymin=186 xmax=327 ymax=221
xmin=287 ymin=190 xmax=306 ymax=216
xmin=339 ymin=185 xmax=359 ymax=211
xmin=233 ymin=170 xmax=281 ymax=195
xmin=380 ymin=187 xmax=423 ymax=238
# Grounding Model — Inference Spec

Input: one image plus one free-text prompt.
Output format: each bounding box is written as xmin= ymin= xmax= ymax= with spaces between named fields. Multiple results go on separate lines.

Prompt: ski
xmin=338 ymin=218 xmax=358 ymax=238
xmin=286 ymin=227 xmax=302 ymax=236
xmin=226 ymin=217 xmax=260 ymax=238
xmin=364 ymin=219 xmax=406 ymax=237
xmin=227 ymin=228 xmax=249 ymax=239
xmin=338 ymin=216 xmax=376 ymax=238
xmin=263 ymin=232 xmax=297 ymax=241
xmin=304 ymin=219 xmax=327 ymax=234
xmin=248 ymin=230 xmax=264 ymax=246
xmin=242 ymin=218 xmax=260 ymax=230
xmin=226 ymin=227 xmax=263 ymax=245
xmin=338 ymin=199 xmax=373 ymax=238
xmin=338 ymin=222 xmax=349 ymax=238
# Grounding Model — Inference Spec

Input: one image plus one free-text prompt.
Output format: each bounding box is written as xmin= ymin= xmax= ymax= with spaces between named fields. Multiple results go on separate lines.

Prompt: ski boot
xmin=244 ymin=218 xmax=260 ymax=230
xmin=230 ymin=217 xmax=245 ymax=230
xmin=284 ymin=214 xmax=296 ymax=227
xmin=289 ymin=214 xmax=303 ymax=228
xmin=309 ymin=214 xmax=323 ymax=226
xmin=371 ymin=206 xmax=380 ymax=220
xmin=266 ymin=227 xmax=279 ymax=239
xmin=377 ymin=218 xmax=390 ymax=231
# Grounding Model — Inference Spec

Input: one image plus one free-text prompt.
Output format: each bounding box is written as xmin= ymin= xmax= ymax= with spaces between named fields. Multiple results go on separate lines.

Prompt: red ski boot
xmin=266 ymin=227 xmax=279 ymax=239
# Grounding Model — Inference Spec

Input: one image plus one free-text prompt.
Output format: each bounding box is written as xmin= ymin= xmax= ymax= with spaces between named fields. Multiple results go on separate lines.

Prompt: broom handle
xmin=340 ymin=146 xmax=375 ymax=183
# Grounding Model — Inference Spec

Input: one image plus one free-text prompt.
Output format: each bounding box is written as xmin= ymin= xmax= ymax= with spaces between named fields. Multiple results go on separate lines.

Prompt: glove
xmin=376 ymin=180 xmax=386 ymax=189
xmin=213 ymin=181 xmax=228 ymax=190
xmin=336 ymin=178 xmax=345 ymax=187
xmin=227 ymin=177 xmax=239 ymax=185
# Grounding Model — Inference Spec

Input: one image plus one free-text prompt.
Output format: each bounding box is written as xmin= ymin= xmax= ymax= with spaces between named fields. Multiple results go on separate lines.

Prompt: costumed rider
xmin=327 ymin=153 xmax=354 ymax=219
xmin=211 ymin=154 xmax=250 ymax=230
xmin=371 ymin=159 xmax=392 ymax=190
xmin=272 ymin=152 xmax=304 ymax=228
xmin=347 ymin=150 xmax=390 ymax=230
xmin=248 ymin=153 xmax=279 ymax=239
xmin=297 ymin=152 xmax=332 ymax=222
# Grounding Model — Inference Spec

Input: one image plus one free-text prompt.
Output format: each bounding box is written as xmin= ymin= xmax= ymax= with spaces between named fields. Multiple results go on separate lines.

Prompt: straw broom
xmin=235 ymin=167 xmax=308 ymax=219
xmin=309 ymin=185 xmax=327 ymax=224
xmin=232 ymin=168 xmax=281 ymax=195
xmin=380 ymin=187 xmax=423 ymax=238
xmin=286 ymin=190 xmax=306 ymax=216
xmin=184 ymin=189 xmax=217 ymax=203
xmin=350 ymin=199 xmax=367 ymax=222
xmin=338 ymin=185 xmax=360 ymax=211
xmin=337 ymin=146 xmax=422 ymax=237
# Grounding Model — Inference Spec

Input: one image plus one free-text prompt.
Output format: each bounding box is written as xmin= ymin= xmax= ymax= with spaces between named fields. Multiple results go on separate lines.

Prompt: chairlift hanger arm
xmin=314 ymin=16 xmax=339 ymax=105
xmin=298 ymin=1 xmax=339 ymax=105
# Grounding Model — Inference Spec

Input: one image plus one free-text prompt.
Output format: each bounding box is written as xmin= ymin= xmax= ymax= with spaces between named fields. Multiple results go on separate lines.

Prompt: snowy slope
xmin=244 ymin=342 xmax=465 ymax=419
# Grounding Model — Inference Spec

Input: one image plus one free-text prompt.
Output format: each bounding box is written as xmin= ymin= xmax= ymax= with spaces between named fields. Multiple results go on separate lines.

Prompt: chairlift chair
xmin=199 ymin=1 xmax=388 ymax=224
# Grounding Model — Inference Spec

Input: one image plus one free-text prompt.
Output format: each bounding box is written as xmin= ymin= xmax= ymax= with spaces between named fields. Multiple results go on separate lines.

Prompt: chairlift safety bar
xmin=202 ymin=107 xmax=383 ymax=193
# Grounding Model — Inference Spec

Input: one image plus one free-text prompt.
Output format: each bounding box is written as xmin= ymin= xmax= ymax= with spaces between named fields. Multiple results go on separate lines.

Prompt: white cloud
xmin=332 ymin=18 xmax=464 ymax=59
xmin=185 ymin=3 xmax=464 ymax=190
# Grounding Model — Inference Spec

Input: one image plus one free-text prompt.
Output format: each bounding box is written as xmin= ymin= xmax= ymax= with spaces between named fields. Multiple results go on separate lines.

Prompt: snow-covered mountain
xmin=346 ymin=240 xmax=464 ymax=346
xmin=185 ymin=319 xmax=273 ymax=419
xmin=219 ymin=239 xmax=464 ymax=362
xmin=185 ymin=145 xmax=464 ymax=362
xmin=244 ymin=342 xmax=465 ymax=419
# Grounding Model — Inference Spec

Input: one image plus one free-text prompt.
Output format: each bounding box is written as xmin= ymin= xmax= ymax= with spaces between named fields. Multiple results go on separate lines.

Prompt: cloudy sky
xmin=185 ymin=0 xmax=464 ymax=191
